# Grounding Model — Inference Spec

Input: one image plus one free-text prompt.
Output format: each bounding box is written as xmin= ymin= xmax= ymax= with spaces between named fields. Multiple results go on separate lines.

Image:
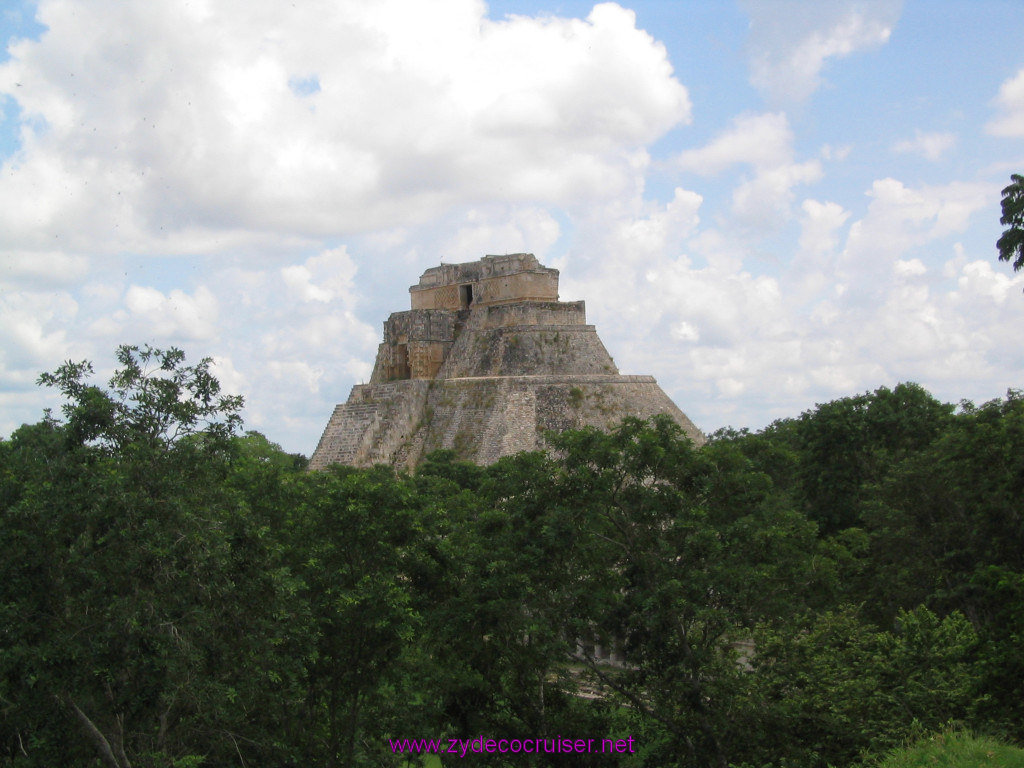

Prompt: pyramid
xmin=309 ymin=254 xmax=702 ymax=470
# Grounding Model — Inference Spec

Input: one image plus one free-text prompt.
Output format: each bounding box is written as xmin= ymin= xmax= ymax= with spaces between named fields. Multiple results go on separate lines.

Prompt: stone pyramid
xmin=309 ymin=254 xmax=702 ymax=470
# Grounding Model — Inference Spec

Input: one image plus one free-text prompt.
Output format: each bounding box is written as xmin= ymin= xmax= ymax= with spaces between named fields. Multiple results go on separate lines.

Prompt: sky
xmin=2 ymin=0 xmax=1024 ymax=455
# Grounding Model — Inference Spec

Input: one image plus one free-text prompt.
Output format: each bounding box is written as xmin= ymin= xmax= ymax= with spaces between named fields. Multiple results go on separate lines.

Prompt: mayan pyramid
xmin=309 ymin=254 xmax=702 ymax=470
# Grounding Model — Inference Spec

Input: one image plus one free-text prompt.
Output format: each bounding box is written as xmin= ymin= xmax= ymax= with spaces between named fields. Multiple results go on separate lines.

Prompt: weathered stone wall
xmin=477 ymin=300 xmax=585 ymax=328
xmin=370 ymin=309 xmax=457 ymax=383
xmin=381 ymin=309 xmax=456 ymax=344
xmin=309 ymin=380 xmax=432 ymax=469
xmin=437 ymin=325 xmax=619 ymax=379
xmin=410 ymin=253 xmax=559 ymax=310
xmin=310 ymin=374 xmax=704 ymax=471
xmin=309 ymin=253 xmax=704 ymax=470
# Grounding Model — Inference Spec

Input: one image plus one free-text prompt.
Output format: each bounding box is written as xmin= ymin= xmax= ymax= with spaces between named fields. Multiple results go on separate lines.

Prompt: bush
xmin=871 ymin=730 xmax=1024 ymax=768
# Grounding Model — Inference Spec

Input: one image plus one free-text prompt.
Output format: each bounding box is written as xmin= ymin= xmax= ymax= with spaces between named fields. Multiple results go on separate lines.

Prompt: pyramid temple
xmin=309 ymin=254 xmax=702 ymax=470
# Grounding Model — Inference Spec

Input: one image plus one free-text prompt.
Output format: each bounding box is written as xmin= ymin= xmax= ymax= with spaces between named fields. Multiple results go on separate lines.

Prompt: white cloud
xmin=438 ymin=206 xmax=562 ymax=264
xmin=649 ymin=259 xmax=786 ymax=348
xmin=122 ymin=285 xmax=219 ymax=341
xmin=987 ymin=67 xmax=1024 ymax=137
xmin=209 ymin=355 xmax=247 ymax=399
xmin=841 ymin=178 xmax=992 ymax=275
xmin=0 ymin=251 xmax=90 ymax=286
xmin=675 ymin=113 xmax=821 ymax=229
xmin=560 ymin=187 xmax=705 ymax=330
xmin=189 ymin=252 xmax=381 ymax=450
xmin=0 ymin=0 xmax=690 ymax=251
xmin=266 ymin=360 xmax=323 ymax=394
xmin=892 ymin=130 xmax=956 ymax=161
xmin=558 ymin=159 xmax=1013 ymax=439
xmin=798 ymin=199 xmax=850 ymax=257
xmin=731 ymin=159 xmax=823 ymax=229
xmin=893 ymin=258 xmax=926 ymax=278
xmin=619 ymin=187 xmax=703 ymax=260
xmin=741 ymin=0 xmax=902 ymax=103
xmin=820 ymin=144 xmax=852 ymax=161
xmin=671 ymin=320 xmax=699 ymax=342
xmin=954 ymin=259 xmax=1022 ymax=305
xmin=281 ymin=247 xmax=359 ymax=304
xmin=0 ymin=290 xmax=78 ymax=371
xmin=675 ymin=112 xmax=793 ymax=174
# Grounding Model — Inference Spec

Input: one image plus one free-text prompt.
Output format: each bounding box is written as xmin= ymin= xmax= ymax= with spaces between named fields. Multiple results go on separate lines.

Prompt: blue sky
xmin=2 ymin=0 xmax=1024 ymax=454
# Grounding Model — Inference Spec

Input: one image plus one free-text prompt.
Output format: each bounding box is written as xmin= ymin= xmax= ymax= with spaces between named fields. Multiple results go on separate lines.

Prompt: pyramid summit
xmin=309 ymin=254 xmax=702 ymax=470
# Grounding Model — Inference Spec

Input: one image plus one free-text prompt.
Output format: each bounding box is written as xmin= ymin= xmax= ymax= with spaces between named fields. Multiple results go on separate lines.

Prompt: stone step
xmin=311 ymin=402 xmax=384 ymax=467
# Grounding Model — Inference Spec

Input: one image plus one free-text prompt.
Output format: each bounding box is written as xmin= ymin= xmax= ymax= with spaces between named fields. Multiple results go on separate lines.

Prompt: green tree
xmin=522 ymin=417 xmax=829 ymax=768
xmin=404 ymin=449 xmax=603 ymax=765
xmin=748 ymin=606 xmax=979 ymax=768
xmin=0 ymin=346 xmax=303 ymax=766
xmin=864 ymin=391 xmax=1024 ymax=735
xmin=997 ymin=173 xmax=1024 ymax=273
xmin=872 ymin=730 xmax=1024 ymax=768
xmin=232 ymin=430 xmax=308 ymax=472
xmin=794 ymin=383 xmax=953 ymax=535
xmin=286 ymin=464 xmax=426 ymax=767
xmin=37 ymin=344 xmax=243 ymax=456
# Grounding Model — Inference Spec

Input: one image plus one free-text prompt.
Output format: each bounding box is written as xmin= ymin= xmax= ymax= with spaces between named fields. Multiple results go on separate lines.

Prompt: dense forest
xmin=1 ymin=344 xmax=1022 ymax=767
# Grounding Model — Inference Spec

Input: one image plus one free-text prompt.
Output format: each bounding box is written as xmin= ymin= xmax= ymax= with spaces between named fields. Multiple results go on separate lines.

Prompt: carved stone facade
xmin=410 ymin=253 xmax=559 ymax=310
xmin=310 ymin=254 xmax=702 ymax=470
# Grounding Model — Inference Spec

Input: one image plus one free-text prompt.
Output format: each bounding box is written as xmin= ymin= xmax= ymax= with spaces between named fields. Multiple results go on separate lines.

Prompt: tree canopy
xmin=2 ymin=346 xmax=1023 ymax=767
xmin=997 ymin=173 xmax=1024 ymax=273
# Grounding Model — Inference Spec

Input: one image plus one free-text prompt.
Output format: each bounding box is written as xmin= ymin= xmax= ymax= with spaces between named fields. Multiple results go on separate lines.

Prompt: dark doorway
xmin=460 ymin=284 xmax=474 ymax=308
xmin=391 ymin=343 xmax=410 ymax=380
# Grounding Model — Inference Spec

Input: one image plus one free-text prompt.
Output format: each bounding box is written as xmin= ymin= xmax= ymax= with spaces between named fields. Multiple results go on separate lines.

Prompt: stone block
xmin=310 ymin=255 xmax=702 ymax=470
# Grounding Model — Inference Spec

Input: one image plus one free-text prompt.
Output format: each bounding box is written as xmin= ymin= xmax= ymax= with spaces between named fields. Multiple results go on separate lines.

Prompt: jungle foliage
xmin=1 ymin=348 xmax=1022 ymax=767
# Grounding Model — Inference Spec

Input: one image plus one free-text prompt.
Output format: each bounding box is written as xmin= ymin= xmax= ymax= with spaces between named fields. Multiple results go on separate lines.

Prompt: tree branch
xmin=59 ymin=695 xmax=130 ymax=768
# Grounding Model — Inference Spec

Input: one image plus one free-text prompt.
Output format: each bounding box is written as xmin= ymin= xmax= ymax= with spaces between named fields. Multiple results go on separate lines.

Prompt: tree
xmin=286 ymin=464 xmax=426 ymax=767
xmin=997 ymin=173 xmax=1024 ymax=273
xmin=37 ymin=344 xmax=244 ymax=457
xmin=748 ymin=605 xmax=978 ymax=768
xmin=0 ymin=346 xmax=303 ymax=766
xmin=793 ymin=383 xmax=953 ymax=535
xmin=874 ymin=730 xmax=1024 ymax=768
xmin=528 ymin=417 xmax=830 ymax=768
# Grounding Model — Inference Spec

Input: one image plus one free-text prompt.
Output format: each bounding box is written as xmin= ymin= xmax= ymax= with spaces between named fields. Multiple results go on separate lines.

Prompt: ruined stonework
xmin=309 ymin=254 xmax=702 ymax=470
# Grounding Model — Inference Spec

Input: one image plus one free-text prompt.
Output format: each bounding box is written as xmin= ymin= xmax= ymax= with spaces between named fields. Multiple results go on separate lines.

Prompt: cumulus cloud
xmin=281 ymin=247 xmax=359 ymax=304
xmin=45 ymin=250 xmax=380 ymax=450
xmin=648 ymin=258 xmax=786 ymax=349
xmin=954 ymin=259 xmax=1023 ymax=306
xmin=205 ymin=252 xmax=379 ymax=445
xmin=0 ymin=251 xmax=90 ymax=287
xmin=1 ymin=0 xmax=1020 ymax=457
xmin=731 ymin=159 xmax=822 ymax=229
xmin=438 ymin=206 xmax=562 ymax=264
xmin=562 ymin=191 xmax=805 ymax=419
xmin=674 ymin=112 xmax=821 ymax=229
xmin=0 ymin=290 xmax=78 ymax=373
xmin=741 ymin=0 xmax=902 ymax=103
xmin=841 ymin=178 xmax=992 ymax=277
xmin=0 ymin=0 xmax=690 ymax=254
xmin=893 ymin=258 xmax=927 ymax=278
xmin=620 ymin=187 xmax=703 ymax=260
xmin=561 ymin=187 xmax=705 ymax=330
xmin=892 ymin=130 xmax=956 ymax=161
xmin=987 ymin=67 xmax=1024 ymax=137
xmin=122 ymin=284 xmax=219 ymax=340
xmin=798 ymin=199 xmax=850 ymax=257
xmin=560 ymin=160 xmax=1013 ymax=437
xmin=675 ymin=112 xmax=793 ymax=174
xmin=209 ymin=356 xmax=247 ymax=400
